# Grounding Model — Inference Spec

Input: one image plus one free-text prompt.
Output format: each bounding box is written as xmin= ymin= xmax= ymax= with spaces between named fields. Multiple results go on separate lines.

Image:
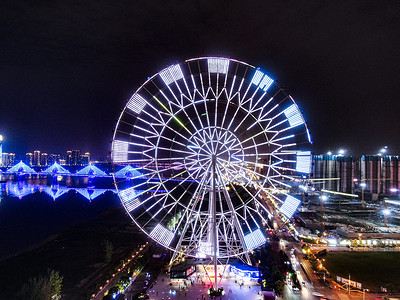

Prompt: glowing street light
xmin=383 ymin=209 xmax=390 ymax=227
xmin=320 ymin=195 xmax=328 ymax=201
xmin=327 ymin=151 xmax=332 ymax=155
xmin=379 ymin=146 xmax=388 ymax=155
xmin=338 ymin=149 xmax=346 ymax=156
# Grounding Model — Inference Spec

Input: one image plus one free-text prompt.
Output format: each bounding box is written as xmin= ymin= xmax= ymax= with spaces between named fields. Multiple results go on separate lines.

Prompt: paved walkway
xmin=146 ymin=272 xmax=263 ymax=300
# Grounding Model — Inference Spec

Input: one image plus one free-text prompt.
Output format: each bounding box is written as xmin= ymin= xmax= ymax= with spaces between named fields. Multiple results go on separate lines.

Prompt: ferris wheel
xmin=112 ymin=57 xmax=312 ymax=263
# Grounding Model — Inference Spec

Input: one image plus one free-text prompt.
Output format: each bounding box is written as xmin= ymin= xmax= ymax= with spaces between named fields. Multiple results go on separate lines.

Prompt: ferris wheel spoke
xmin=171 ymin=173 xmax=210 ymax=254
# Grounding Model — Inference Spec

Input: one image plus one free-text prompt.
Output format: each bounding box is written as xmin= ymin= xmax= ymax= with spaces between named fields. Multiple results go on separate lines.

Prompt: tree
xmin=104 ymin=240 xmax=113 ymax=263
xmin=17 ymin=269 xmax=63 ymax=300
xmin=275 ymin=280 xmax=285 ymax=295
xmin=48 ymin=269 xmax=63 ymax=298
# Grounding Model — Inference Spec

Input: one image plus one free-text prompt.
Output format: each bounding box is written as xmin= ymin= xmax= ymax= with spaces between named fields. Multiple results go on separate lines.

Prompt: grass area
xmin=0 ymin=206 xmax=147 ymax=299
xmin=324 ymin=251 xmax=400 ymax=292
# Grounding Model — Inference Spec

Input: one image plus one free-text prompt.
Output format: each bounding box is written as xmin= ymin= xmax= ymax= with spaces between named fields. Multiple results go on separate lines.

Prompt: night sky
xmin=1 ymin=1 xmax=399 ymax=159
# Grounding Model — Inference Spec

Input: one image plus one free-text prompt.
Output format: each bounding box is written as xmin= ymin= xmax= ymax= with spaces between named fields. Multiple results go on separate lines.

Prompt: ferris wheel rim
xmin=112 ymin=56 xmax=312 ymax=258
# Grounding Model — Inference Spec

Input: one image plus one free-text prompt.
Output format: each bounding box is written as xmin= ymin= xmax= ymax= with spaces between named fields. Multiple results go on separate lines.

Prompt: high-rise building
xmin=359 ymin=155 xmax=400 ymax=194
xmin=72 ymin=150 xmax=81 ymax=166
xmin=66 ymin=150 xmax=81 ymax=166
xmin=66 ymin=151 xmax=72 ymax=165
xmin=312 ymin=154 xmax=400 ymax=196
xmin=313 ymin=154 xmax=355 ymax=194
xmin=25 ymin=153 xmax=33 ymax=166
xmin=48 ymin=154 xmax=61 ymax=165
xmin=1 ymin=153 xmax=15 ymax=167
xmin=81 ymin=152 xmax=90 ymax=165
xmin=33 ymin=150 xmax=41 ymax=166
xmin=40 ymin=153 xmax=48 ymax=167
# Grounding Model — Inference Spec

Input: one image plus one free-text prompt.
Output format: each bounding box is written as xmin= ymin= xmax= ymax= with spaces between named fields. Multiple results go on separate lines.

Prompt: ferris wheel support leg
xmin=168 ymin=178 xmax=207 ymax=271
xmin=168 ymin=250 xmax=180 ymax=272
xmin=219 ymin=176 xmax=252 ymax=266
xmin=211 ymin=155 xmax=218 ymax=290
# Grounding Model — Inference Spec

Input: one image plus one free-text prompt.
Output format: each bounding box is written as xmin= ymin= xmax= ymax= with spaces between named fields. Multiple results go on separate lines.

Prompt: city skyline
xmin=1 ymin=2 xmax=400 ymax=158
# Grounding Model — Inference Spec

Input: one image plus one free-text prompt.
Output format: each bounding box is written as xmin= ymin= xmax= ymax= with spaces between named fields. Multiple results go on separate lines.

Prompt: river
xmin=0 ymin=177 xmax=120 ymax=260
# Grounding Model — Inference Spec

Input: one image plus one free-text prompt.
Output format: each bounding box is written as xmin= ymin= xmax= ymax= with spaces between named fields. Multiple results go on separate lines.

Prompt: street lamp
xmin=360 ymin=183 xmax=367 ymax=206
xmin=383 ymin=209 xmax=390 ymax=227
xmin=362 ymin=288 xmax=369 ymax=300
xmin=378 ymin=146 xmax=388 ymax=156
xmin=320 ymin=195 xmax=328 ymax=234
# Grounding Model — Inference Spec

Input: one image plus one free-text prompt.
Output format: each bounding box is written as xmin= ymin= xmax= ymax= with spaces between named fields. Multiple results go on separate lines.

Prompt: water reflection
xmin=0 ymin=181 xmax=116 ymax=202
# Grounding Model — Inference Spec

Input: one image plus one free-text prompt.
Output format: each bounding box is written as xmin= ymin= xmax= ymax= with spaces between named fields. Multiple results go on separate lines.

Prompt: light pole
xmin=320 ymin=195 xmax=328 ymax=235
xmin=359 ymin=178 xmax=391 ymax=206
xmin=383 ymin=209 xmax=390 ymax=227
xmin=362 ymin=288 xmax=369 ymax=300
xmin=360 ymin=182 xmax=366 ymax=207
xmin=348 ymin=273 xmax=351 ymax=295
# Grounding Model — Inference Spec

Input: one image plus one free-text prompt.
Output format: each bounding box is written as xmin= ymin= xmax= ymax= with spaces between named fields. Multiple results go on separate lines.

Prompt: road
xmin=124 ymin=253 xmax=167 ymax=299
xmin=92 ymin=243 xmax=149 ymax=300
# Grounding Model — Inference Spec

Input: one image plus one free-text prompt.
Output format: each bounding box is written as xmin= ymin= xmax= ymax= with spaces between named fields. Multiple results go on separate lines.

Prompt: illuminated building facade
xmin=312 ymin=154 xmax=355 ymax=194
xmin=25 ymin=153 xmax=33 ymax=166
xmin=1 ymin=153 xmax=15 ymax=167
xmin=359 ymin=155 xmax=400 ymax=194
xmin=66 ymin=150 xmax=82 ymax=166
xmin=40 ymin=153 xmax=48 ymax=167
xmin=48 ymin=153 xmax=61 ymax=165
xmin=33 ymin=150 xmax=41 ymax=166
xmin=81 ymin=152 xmax=90 ymax=165
xmin=312 ymin=154 xmax=400 ymax=195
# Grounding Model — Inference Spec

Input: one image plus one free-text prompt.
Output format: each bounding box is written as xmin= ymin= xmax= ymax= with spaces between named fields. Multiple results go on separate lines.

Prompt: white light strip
xmin=296 ymin=151 xmax=311 ymax=173
xmin=119 ymin=188 xmax=141 ymax=211
xmin=150 ymin=224 xmax=174 ymax=247
xmin=250 ymin=70 xmax=274 ymax=92
xmin=251 ymin=70 xmax=264 ymax=86
xmin=283 ymin=104 xmax=304 ymax=127
xmin=112 ymin=140 xmax=129 ymax=163
xmin=244 ymin=228 xmax=266 ymax=250
xmin=259 ymin=74 xmax=274 ymax=92
xmin=306 ymin=128 xmax=312 ymax=143
xmin=159 ymin=64 xmax=184 ymax=85
xmin=280 ymin=195 xmax=301 ymax=218
xmin=127 ymin=93 xmax=147 ymax=114
xmin=207 ymin=58 xmax=229 ymax=74
xmin=197 ymin=241 xmax=212 ymax=257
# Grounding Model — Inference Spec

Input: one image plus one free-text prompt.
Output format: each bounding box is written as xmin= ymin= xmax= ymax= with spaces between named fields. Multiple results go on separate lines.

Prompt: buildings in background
xmin=0 ymin=150 xmax=91 ymax=168
xmin=312 ymin=154 xmax=400 ymax=197
xmin=1 ymin=152 xmax=15 ymax=167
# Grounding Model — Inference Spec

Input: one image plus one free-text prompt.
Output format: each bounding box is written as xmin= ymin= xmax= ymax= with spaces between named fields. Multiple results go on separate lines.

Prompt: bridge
xmin=0 ymin=161 xmax=142 ymax=179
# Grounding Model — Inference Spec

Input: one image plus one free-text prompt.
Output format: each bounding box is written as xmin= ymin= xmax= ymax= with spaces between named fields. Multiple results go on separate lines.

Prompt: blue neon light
xmin=280 ymin=195 xmax=301 ymax=218
xmin=6 ymin=161 xmax=36 ymax=174
xmin=296 ymin=151 xmax=311 ymax=174
xmin=76 ymin=164 xmax=107 ymax=176
xmin=251 ymin=69 xmax=274 ymax=92
xmin=42 ymin=162 xmax=71 ymax=174
xmin=283 ymin=104 xmax=304 ymax=127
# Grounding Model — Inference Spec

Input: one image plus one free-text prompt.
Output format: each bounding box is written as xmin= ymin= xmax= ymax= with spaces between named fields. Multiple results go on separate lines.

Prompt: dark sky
xmin=1 ymin=0 xmax=399 ymax=158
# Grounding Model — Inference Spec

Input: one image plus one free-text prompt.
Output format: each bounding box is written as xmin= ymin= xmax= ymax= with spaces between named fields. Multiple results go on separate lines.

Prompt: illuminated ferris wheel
xmin=112 ymin=57 xmax=312 ymax=263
